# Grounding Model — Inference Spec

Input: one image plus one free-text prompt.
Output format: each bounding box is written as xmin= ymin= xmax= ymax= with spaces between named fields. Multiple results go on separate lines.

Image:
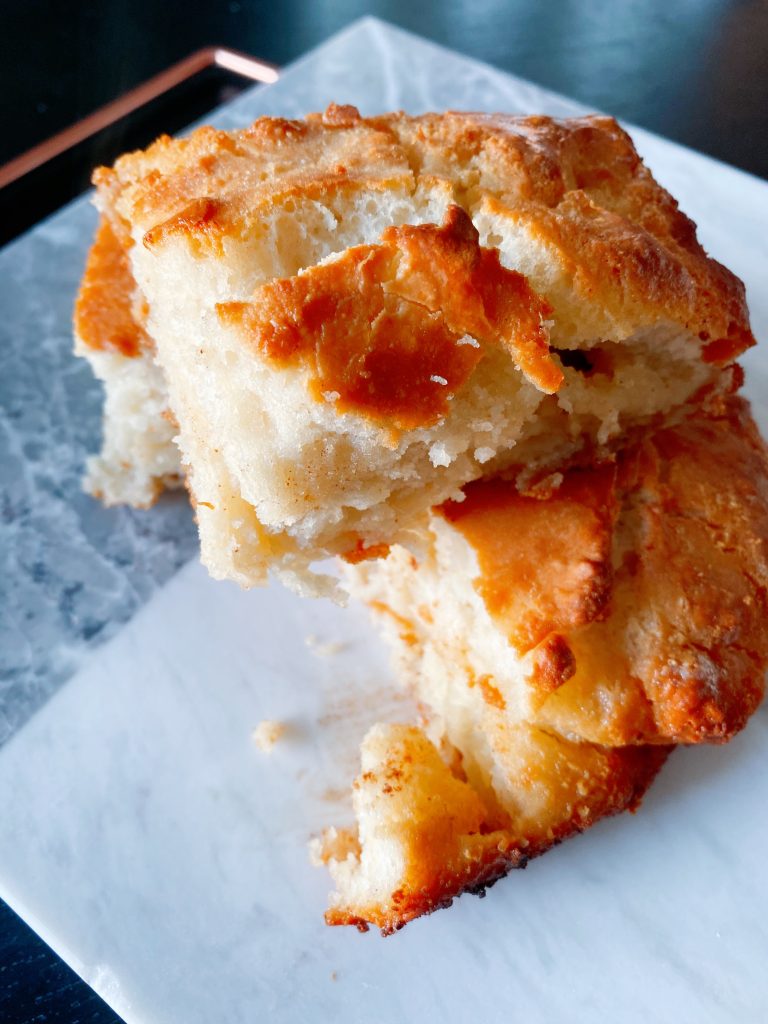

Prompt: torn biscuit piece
xmin=77 ymin=106 xmax=753 ymax=594
xmin=317 ymin=723 xmax=668 ymax=933
xmin=314 ymin=724 xmax=524 ymax=933
xmin=319 ymin=399 xmax=768 ymax=931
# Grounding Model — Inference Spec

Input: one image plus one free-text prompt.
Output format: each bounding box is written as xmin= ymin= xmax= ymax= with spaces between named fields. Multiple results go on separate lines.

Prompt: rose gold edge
xmin=0 ymin=47 xmax=280 ymax=189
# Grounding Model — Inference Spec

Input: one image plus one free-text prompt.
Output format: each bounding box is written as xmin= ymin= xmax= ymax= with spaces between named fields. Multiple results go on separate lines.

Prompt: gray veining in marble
xmin=0 ymin=203 xmax=198 ymax=747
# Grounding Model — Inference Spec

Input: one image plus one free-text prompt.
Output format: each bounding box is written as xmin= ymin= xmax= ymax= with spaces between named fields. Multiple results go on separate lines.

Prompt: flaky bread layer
xmin=315 ymin=724 xmax=668 ymax=934
xmin=74 ymin=343 xmax=181 ymax=507
xmin=74 ymin=216 xmax=183 ymax=505
xmin=318 ymin=400 xmax=768 ymax=931
xmin=82 ymin=107 xmax=753 ymax=595
xmin=128 ymin=194 xmax=731 ymax=596
xmin=348 ymin=397 xmax=768 ymax=748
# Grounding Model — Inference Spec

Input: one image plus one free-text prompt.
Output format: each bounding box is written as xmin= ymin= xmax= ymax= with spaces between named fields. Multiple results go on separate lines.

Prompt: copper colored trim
xmin=0 ymin=47 xmax=279 ymax=189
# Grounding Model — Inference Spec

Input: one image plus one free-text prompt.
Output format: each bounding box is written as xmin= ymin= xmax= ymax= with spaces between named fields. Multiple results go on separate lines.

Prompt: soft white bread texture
xmin=80 ymin=105 xmax=753 ymax=594
xmin=316 ymin=398 xmax=768 ymax=932
xmin=74 ymin=216 xmax=181 ymax=505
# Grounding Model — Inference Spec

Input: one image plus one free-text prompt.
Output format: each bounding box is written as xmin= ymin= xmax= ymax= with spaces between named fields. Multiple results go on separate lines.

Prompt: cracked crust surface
xmin=96 ymin=106 xmax=752 ymax=359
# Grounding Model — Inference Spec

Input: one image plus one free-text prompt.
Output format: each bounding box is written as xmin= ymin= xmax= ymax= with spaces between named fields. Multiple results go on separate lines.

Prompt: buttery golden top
xmin=94 ymin=104 xmax=754 ymax=361
xmin=95 ymin=105 xmax=413 ymax=248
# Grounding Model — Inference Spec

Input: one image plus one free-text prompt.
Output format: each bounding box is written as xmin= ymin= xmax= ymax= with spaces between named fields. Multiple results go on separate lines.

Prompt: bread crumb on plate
xmin=305 ymin=634 xmax=348 ymax=657
xmin=252 ymin=720 xmax=286 ymax=752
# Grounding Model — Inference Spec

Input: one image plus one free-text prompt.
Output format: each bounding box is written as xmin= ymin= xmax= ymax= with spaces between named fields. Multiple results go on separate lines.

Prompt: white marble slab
xmin=2 ymin=17 xmax=768 ymax=1024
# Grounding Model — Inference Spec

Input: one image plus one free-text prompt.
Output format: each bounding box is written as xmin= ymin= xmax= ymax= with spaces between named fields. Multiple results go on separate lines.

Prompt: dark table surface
xmin=2 ymin=1 xmax=767 ymax=1021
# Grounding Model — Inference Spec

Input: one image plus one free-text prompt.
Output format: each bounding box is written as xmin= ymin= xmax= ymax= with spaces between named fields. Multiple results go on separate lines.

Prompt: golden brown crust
xmin=74 ymin=216 xmax=150 ymax=358
xmin=441 ymin=463 xmax=618 ymax=657
xmin=97 ymin=112 xmax=413 ymax=246
xmin=381 ymin=110 xmax=753 ymax=358
xmin=94 ymin=105 xmax=753 ymax=360
xmin=323 ymin=724 xmax=669 ymax=933
xmin=381 ymin=206 xmax=560 ymax=393
xmin=446 ymin=397 xmax=768 ymax=745
xmin=621 ymin=398 xmax=768 ymax=741
xmin=324 ymin=726 xmax=522 ymax=933
xmin=217 ymin=206 xmax=555 ymax=429
xmin=142 ymin=196 xmax=227 ymax=255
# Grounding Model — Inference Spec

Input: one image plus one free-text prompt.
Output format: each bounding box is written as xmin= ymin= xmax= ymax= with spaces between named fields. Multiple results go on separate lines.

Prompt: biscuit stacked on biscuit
xmin=75 ymin=106 xmax=768 ymax=932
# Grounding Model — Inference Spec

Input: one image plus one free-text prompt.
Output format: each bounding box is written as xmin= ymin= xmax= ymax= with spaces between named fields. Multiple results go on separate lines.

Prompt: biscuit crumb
xmin=305 ymin=634 xmax=348 ymax=657
xmin=308 ymin=836 xmax=325 ymax=868
xmin=429 ymin=441 xmax=452 ymax=467
xmin=309 ymin=827 xmax=360 ymax=866
xmin=252 ymin=720 xmax=286 ymax=752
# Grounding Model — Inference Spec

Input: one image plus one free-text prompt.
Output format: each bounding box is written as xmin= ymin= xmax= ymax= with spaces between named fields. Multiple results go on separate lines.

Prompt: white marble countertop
xmin=2 ymin=17 xmax=767 ymax=1024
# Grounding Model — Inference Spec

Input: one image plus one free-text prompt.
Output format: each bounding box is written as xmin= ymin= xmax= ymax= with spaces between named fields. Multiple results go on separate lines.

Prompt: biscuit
xmin=319 ymin=398 xmax=768 ymax=931
xmin=76 ymin=107 xmax=752 ymax=595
